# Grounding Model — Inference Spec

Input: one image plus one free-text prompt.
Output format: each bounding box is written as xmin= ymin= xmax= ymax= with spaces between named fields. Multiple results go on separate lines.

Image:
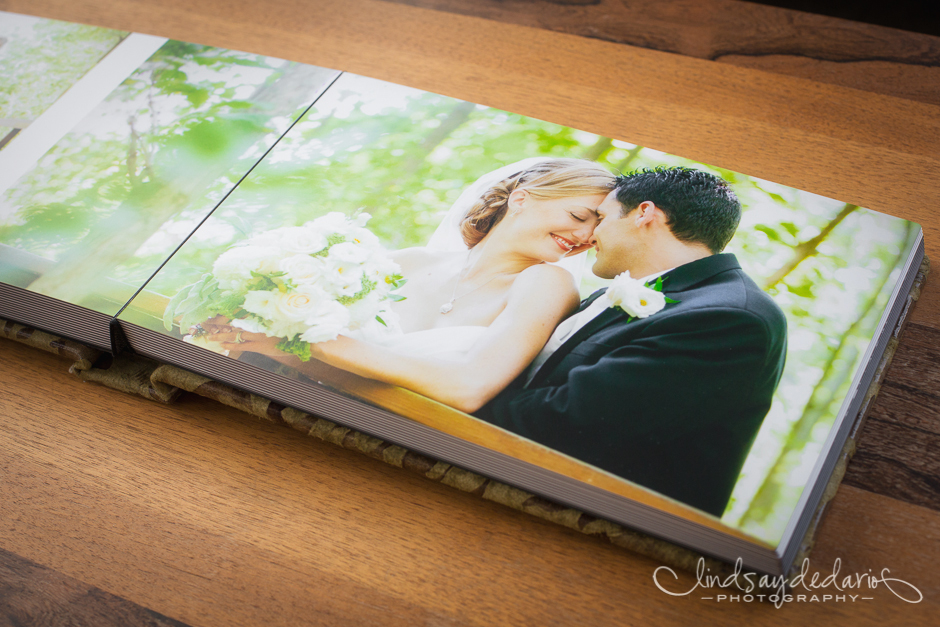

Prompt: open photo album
xmin=0 ymin=11 xmax=926 ymax=577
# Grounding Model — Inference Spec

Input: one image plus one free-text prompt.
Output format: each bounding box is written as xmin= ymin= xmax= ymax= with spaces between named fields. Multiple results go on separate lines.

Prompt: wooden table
xmin=1 ymin=0 xmax=938 ymax=624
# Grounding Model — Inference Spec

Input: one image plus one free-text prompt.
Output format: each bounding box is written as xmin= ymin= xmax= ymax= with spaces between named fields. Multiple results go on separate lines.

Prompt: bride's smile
xmin=551 ymin=233 xmax=577 ymax=252
xmin=500 ymin=190 xmax=607 ymax=263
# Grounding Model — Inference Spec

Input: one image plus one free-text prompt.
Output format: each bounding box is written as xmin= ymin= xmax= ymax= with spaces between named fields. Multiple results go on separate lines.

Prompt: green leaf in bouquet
xmin=248 ymin=272 xmax=279 ymax=291
xmin=387 ymin=293 xmax=407 ymax=302
xmin=277 ymin=336 xmax=312 ymax=362
xmin=199 ymin=277 xmax=221 ymax=300
xmin=163 ymin=283 xmax=196 ymax=331
xmin=338 ymin=277 xmax=378 ymax=306
xmin=312 ymin=233 xmax=348 ymax=257
xmin=387 ymin=274 xmax=407 ymax=291
xmin=376 ymin=315 xmax=387 ymax=327
xmin=250 ymin=269 xmax=286 ymax=279
xmin=175 ymin=288 xmax=208 ymax=318
xmin=214 ymin=290 xmax=248 ymax=316
xmin=178 ymin=306 xmax=211 ymax=333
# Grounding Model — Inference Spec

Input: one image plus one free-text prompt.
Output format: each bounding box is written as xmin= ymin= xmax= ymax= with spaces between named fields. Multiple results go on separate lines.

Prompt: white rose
xmin=299 ymin=300 xmax=351 ymax=344
xmin=266 ymin=318 xmax=307 ymax=340
xmin=331 ymin=275 xmax=364 ymax=298
xmin=279 ymin=226 xmax=328 ymax=254
xmin=279 ymin=254 xmax=327 ymax=285
xmin=346 ymin=291 xmax=383 ymax=327
xmin=362 ymin=256 xmax=401 ymax=289
xmin=349 ymin=225 xmax=380 ymax=247
xmin=242 ymin=290 xmax=280 ymax=320
xmin=320 ymin=258 xmax=365 ymax=297
xmin=275 ymin=284 xmax=332 ymax=322
xmin=328 ymin=241 xmax=371 ymax=264
xmin=307 ymin=212 xmax=352 ymax=236
xmin=212 ymin=245 xmax=284 ymax=288
xmin=606 ymin=271 xmax=667 ymax=319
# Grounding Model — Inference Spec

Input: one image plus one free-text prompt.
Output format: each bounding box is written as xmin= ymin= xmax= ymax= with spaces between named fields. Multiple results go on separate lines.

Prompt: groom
xmin=475 ymin=167 xmax=787 ymax=518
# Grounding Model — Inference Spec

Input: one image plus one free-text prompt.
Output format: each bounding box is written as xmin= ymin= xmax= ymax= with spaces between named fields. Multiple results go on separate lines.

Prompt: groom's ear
xmin=633 ymin=201 xmax=660 ymax=227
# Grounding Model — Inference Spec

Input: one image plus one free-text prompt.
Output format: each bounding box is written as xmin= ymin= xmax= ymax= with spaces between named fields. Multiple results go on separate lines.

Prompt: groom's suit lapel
xmin=526 ymin=253 xmax=742 ymax=389
xmin=576 ymin=288 xmax=607 ymax=312
xmin=527 ymin=288 xmax=625 ymax=388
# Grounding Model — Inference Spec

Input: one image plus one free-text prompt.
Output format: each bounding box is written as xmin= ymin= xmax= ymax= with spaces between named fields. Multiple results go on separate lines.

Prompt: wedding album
xmin=0 ymin=11 xmax=926 ymax=577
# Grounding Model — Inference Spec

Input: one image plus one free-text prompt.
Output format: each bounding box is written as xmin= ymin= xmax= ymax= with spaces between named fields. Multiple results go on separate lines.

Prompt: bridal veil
xmin=425 ymin=157 xmax=589 ymax=281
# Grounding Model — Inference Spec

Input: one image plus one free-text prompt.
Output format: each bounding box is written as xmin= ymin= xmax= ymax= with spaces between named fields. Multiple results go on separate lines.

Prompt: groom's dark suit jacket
xmin=475 ymin=253 xmax=787 ymax=518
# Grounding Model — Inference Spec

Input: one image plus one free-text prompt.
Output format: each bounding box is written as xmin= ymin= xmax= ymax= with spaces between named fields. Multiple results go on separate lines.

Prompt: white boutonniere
xmin=606 ymin=271 xmax=677 ymax=321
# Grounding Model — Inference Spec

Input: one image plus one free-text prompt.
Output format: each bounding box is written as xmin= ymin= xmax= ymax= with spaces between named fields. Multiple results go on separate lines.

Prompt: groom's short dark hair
xmin=614 ymin=167 xmax=741 ymax=254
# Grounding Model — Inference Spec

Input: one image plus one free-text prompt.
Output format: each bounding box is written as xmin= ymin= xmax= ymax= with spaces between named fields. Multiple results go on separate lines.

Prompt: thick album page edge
xmin=117 ymin=319 xmax=783 ymax=573
xmin=0 ymin=282 xmax=112 ymax=350
xmin=778 ymin=229 xmax=926 ymax=570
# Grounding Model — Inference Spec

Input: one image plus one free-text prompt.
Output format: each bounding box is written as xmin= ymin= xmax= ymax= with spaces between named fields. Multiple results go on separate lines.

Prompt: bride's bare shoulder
xmin=511 ymin=264 xmax=580 ymax=309
xmin=514 ymin=263 xmax=578 ymax=290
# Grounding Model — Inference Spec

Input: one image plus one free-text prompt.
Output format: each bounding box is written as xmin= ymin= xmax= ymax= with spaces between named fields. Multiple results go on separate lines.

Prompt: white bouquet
xmin=164 ymin=212 xmax=405 ymax=361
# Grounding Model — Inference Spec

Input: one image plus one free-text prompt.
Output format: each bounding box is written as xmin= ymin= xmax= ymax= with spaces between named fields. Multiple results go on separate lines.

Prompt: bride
xmin=208 ymin=158 xmax=615 ymax=412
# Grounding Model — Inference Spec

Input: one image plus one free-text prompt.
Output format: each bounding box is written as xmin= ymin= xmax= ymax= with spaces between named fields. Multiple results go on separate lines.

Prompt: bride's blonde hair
xmin=460 ymin=158 xmax=616 ymax=248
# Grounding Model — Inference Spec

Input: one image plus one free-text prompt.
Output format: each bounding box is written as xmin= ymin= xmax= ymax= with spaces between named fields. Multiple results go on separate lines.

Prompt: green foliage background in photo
xmin=0 ymin=36 xmax=335 ymax=313
xmin=0 ymin=13 xmax=126 ymax=145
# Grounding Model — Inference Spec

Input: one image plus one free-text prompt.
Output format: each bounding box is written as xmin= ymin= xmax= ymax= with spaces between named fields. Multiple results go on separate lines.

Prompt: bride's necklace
xmin=440 ymin=247 xmax=506 ymax=315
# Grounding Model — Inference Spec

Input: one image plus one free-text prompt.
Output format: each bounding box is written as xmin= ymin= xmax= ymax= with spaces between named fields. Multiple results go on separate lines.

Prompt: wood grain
xmin=382 ymin=0 xmax=940 ymax=106
xmin=1 ymin=338 xmax=937 ymax=625
xmin=843 ymin=322 xmax=940 ymax=510
xmin=0 ymin=548 xmax=189 ymax=627
xmin=0 ymin=0 xmax=938 ymax=623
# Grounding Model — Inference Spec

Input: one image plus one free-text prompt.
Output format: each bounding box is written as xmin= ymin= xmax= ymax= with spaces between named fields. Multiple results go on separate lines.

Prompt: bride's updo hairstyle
xmin=460 ymin=158 xmax=616 ymax=248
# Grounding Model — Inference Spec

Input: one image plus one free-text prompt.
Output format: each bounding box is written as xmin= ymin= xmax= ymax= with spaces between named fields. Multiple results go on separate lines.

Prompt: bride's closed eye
xmin=569 ymin=212 xmax=588 ymax=222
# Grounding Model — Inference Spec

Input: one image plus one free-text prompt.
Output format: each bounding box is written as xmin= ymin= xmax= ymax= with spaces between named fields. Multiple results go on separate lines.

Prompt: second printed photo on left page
xmin=0 ymin=11 xmax=338 ymax=319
